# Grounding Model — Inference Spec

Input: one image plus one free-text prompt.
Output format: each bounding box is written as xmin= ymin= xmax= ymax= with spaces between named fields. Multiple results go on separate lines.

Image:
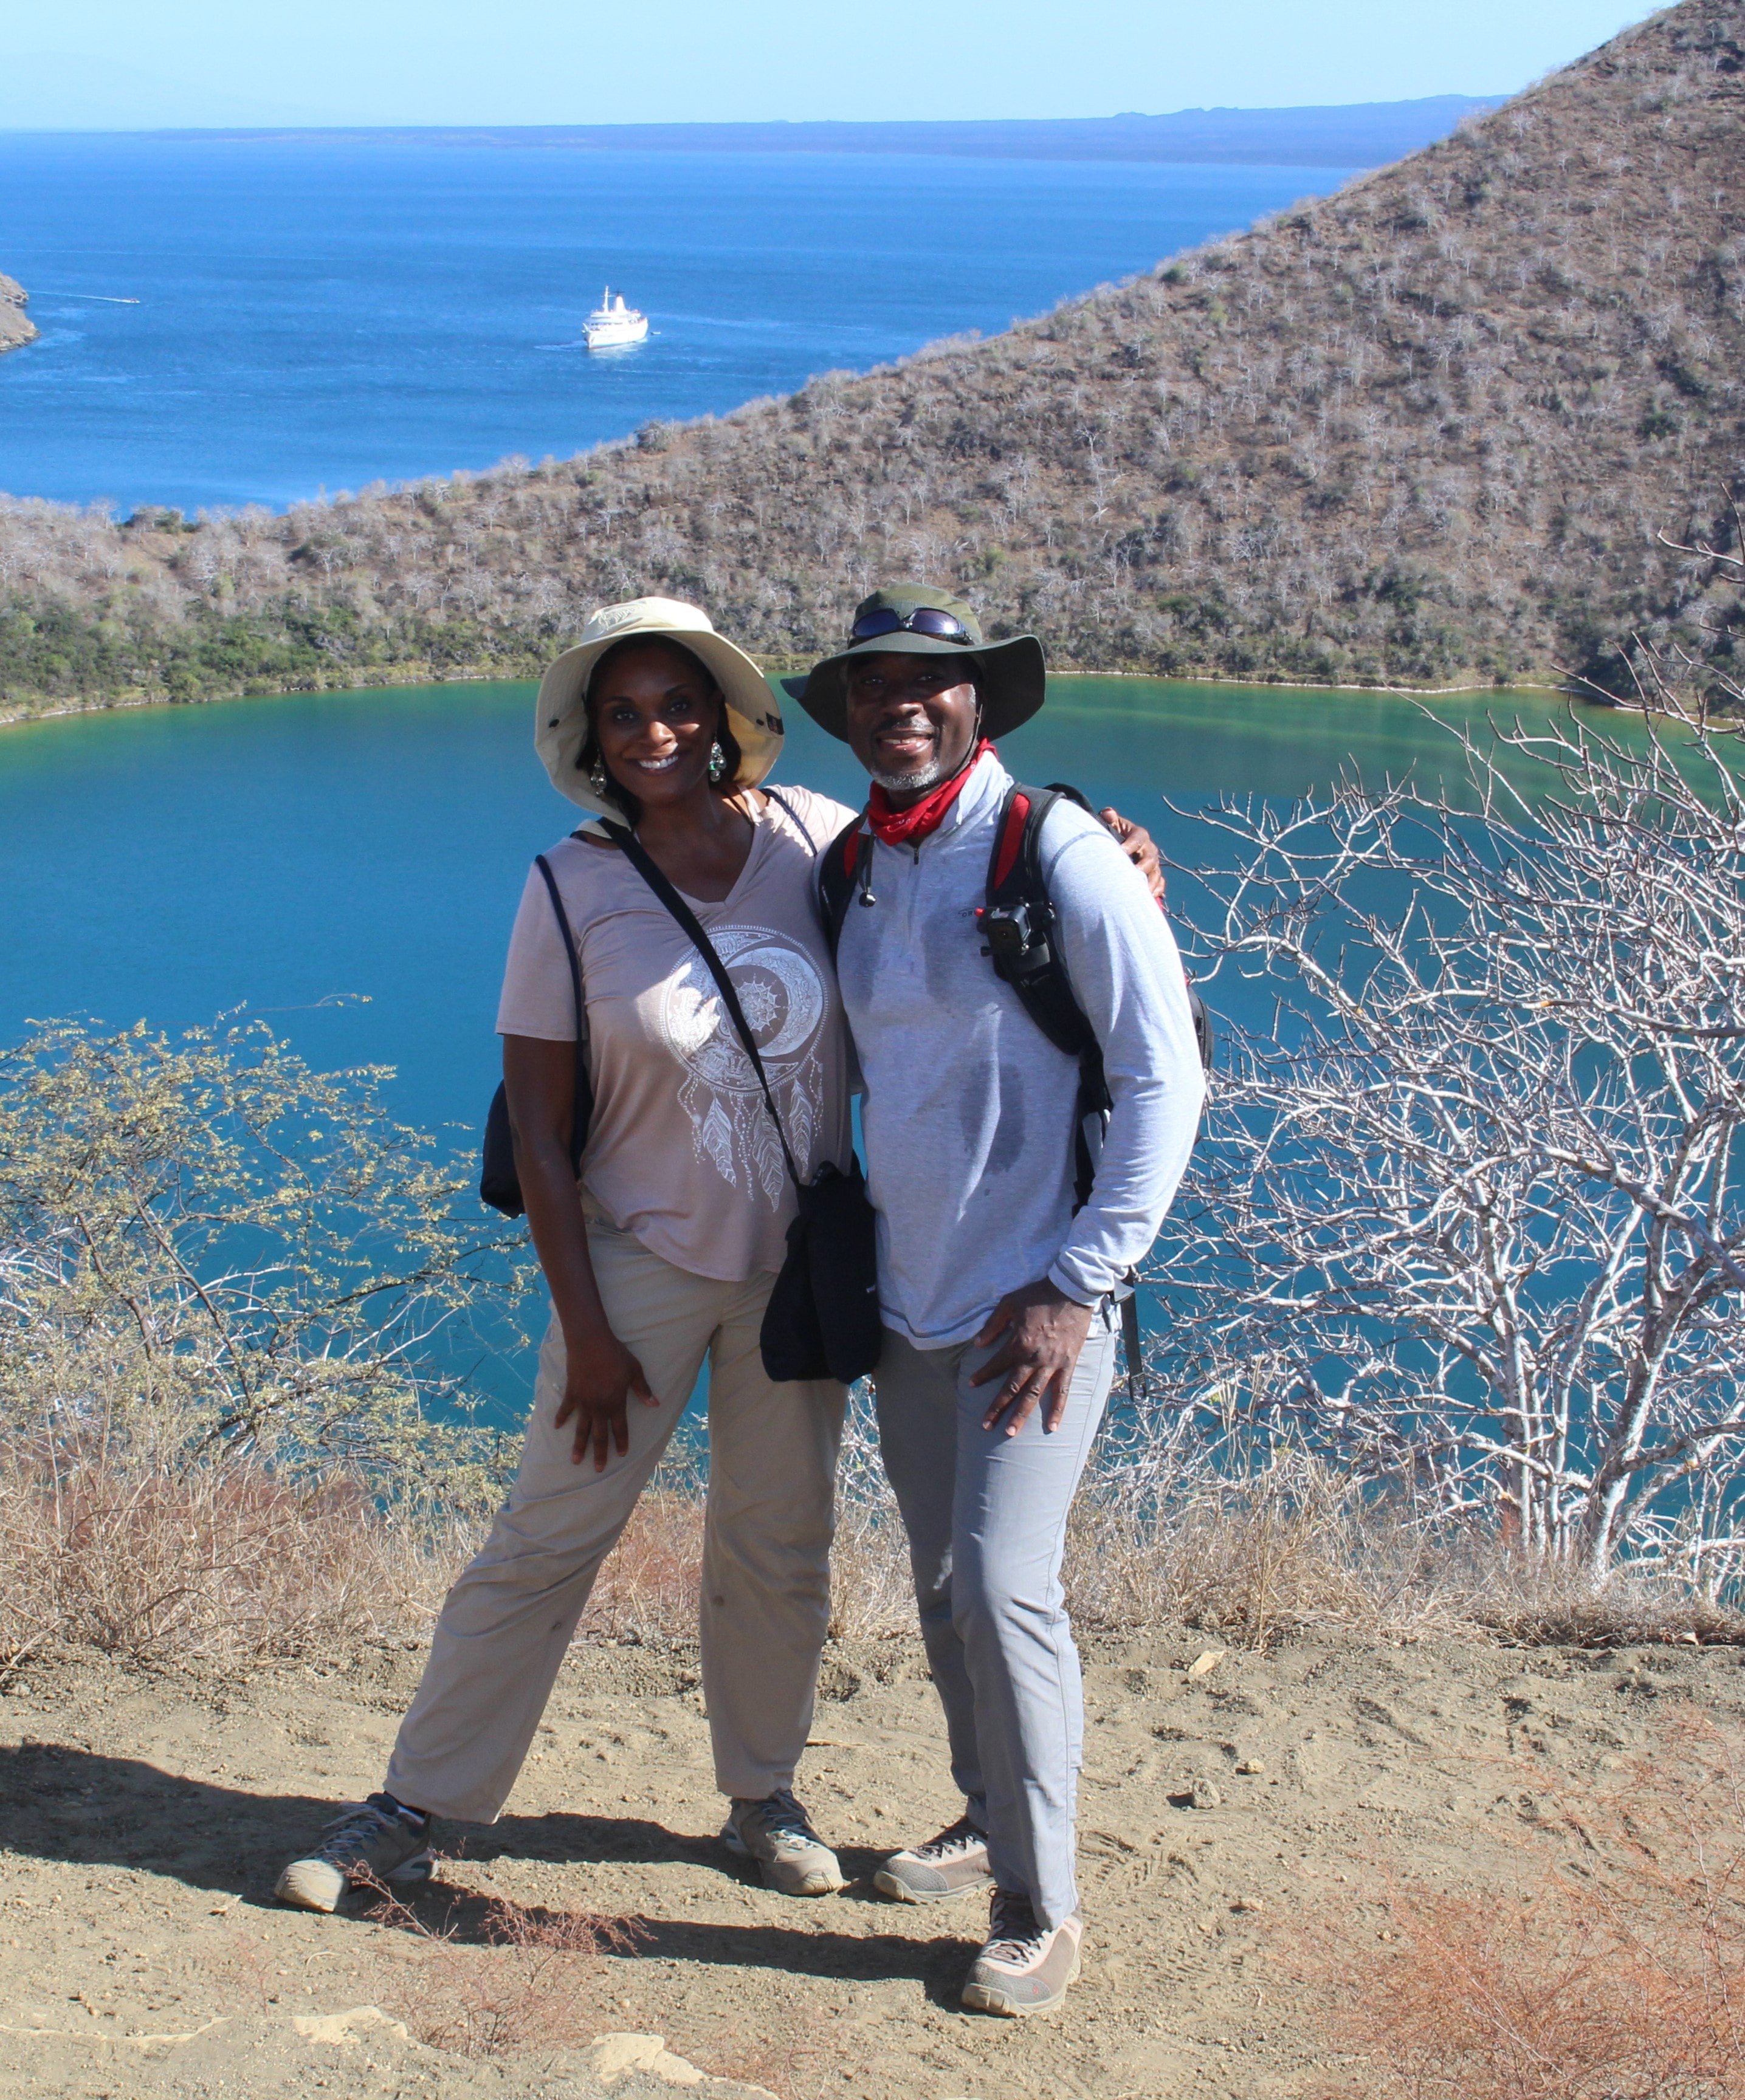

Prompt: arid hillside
xmin=3 ymin=0 xmax=1744 ymax=713
xmin=0 ymin=274 xmax=34 ymax=355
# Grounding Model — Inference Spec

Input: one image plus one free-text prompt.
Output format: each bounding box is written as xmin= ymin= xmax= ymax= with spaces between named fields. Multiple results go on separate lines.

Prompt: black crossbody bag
xmin=479 ymin=852 xmax=592 ymax=1217
xmin=603 ymin=818 xmax=881 ymax=1388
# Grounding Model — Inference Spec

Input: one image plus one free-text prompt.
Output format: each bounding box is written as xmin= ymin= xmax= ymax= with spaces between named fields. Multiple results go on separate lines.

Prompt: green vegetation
xmin=3 ymin=1 xmax=1744 ymax=717
xmin=0 ymin=1015 xmax=523 ymax=1498
xmin=0 ymin=1016 xmax=539 ymax=1658
xmin=0 ymin=594 xmax=548 ymax=713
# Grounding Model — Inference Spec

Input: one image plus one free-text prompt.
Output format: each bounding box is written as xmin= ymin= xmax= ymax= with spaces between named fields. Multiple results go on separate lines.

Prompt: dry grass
xmin=1283 ymin=1707 xmax=1745 ymax=2100
xmin=0 ymin=1441 xmax=472 ymax=1664
xmin=202 ymin=1872 xmax=639 ymax=2061
xmin=2 ymin=1412 xmax=1739 ymax=1673
xmin=1062 ymin=1451 xmax=1745 ymax=1650
xmin=353 ymin=1871 xmax=638 ymax=2061
xmin=576 ymin=1483 xmax=706 ymax=1643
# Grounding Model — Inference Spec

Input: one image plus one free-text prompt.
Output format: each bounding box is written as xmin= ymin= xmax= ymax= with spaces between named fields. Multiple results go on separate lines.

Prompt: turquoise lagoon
xmin=0 ymin=674 xmax=1645 ymax=1417
xmin=0 ymin=674 xmax=1616 ymax=1137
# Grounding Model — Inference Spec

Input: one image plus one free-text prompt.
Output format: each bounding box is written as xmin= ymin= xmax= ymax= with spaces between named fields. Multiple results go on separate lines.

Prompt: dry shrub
xmin=1062 ymin=1453 xmax=1491 ymax=1643
xmin=5 ymin=1419 xmax=1738 ymax=1670
xmin=359 ymin=1872 xmax=639 ymax=2060
xmin=578 ymin=1481 xmax=704 ymax=1641
xmin=826 ymin=1389 xmax=912 ymax=1639
xmin=1061 ymin=1450 xmax=1745 ymax=1648
xmin=1284 ymin=1707 xmax=1745 ymax=2099
xmin=827 ymin=1493 xmax=913 ymax=1639
xmin=576 ymin=1398 xmax=918 ymax=1645
xmin=1470 ymin=1579 xmax=1745 ymax=1650
xmin=0 ymin=1440 xmax=473 ymax=1662
xmin=686 ymin=2023 xmax=839 ymax=2100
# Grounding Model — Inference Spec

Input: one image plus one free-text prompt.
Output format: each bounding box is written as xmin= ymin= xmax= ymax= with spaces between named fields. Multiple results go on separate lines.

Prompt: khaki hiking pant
xmin=385 ymin=1212 xmax=845 ymax=1823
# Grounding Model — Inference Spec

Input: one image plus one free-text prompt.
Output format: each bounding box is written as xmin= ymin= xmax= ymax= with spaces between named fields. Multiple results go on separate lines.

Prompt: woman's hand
xmin=554 ymin=1323 xmax=657 ymax=1470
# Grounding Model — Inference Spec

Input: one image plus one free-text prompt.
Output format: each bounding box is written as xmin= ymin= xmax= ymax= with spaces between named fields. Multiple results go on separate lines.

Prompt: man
xmin=793 ymin=585 xmax=1203 ymax=2016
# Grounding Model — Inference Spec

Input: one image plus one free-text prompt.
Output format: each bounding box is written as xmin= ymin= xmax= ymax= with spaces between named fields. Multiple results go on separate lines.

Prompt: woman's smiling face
xmin=590 ymin=641 xmax=723 ymax=811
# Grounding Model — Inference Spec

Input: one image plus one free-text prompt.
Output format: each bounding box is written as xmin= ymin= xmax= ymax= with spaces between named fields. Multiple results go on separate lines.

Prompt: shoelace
xmin=985 ymin=1892 xmax=1047 ymax=1963
xmin=752 ymin=1787 xmax=823 ymax=1847
xmin=912 ymin=1819 xmax=986 ymax=1862
xmin=314 ymin=1800 xmax=408 ymax=1861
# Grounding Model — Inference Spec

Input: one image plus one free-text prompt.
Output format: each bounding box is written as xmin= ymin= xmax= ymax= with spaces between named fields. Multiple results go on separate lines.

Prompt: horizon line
xmin=0 ymin=94 xmax=1508 ymax=143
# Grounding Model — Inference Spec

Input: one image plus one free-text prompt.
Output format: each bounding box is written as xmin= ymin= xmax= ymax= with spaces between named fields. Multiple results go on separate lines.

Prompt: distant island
xmin=0 ymin=275 xmax=35 ymax=354
xmin=1 ymin=1 xmax=1739 ymax=718
xmin=160 ymin=97 xmax=1502 ymax=170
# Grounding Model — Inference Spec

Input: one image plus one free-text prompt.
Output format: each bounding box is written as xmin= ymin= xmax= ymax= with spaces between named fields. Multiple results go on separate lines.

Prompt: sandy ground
xmin=0 ymin=1627 xmax=1741 ymax=2100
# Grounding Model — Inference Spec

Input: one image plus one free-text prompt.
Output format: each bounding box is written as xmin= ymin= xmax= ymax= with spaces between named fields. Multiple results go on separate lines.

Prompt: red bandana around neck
xmin=866 ymin=738 xmax=995 ymax=849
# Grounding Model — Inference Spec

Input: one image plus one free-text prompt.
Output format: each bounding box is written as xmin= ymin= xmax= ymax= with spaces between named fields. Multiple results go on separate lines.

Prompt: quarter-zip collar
xmin=897 ymin=744 xmax=1005 ymax=851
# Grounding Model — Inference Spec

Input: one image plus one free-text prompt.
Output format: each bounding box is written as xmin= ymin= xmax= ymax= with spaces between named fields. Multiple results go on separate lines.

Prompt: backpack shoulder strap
xmin=816 ymin=812 xmax=871 ymax=962
xmin=978 ymin=784 xmax=1109 ymax=1212
xmin=980 ymin=784 xmax=1101 ymax=1069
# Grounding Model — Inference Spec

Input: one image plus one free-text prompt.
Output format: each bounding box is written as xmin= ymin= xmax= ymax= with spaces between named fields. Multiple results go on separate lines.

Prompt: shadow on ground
xmin=0 ymin=1741 xmax=976 ymax=2002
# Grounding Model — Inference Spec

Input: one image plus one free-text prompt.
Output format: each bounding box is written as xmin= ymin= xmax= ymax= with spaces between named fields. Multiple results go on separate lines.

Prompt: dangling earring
xmin=707 ymin=739 xmax=726 ymax=783
xmin=588 ymin=756 xmax=608 ymax=794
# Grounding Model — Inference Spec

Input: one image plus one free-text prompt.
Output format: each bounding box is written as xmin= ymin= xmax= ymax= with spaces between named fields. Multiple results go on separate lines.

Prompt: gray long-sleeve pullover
xmin=833 ymin=750 xmax=1204 ymax=1350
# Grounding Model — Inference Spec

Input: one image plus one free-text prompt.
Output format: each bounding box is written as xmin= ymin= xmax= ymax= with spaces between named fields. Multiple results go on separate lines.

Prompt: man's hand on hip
xmin=969 ymin=1280 xmax=1097 ymax=1436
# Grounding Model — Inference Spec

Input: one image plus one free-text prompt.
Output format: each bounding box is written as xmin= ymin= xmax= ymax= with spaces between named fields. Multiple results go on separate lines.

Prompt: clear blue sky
xmin=1 ymin=1 xmax=1660 ymax=130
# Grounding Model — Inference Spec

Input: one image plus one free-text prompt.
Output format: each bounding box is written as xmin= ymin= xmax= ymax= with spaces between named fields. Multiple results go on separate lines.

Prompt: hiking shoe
xmin=721 ymin=1788 xmax=845 ymax=1897
xmin=873 ymin=1814 xmax=993 ymax=1904
xmin=274 ymin=1794 xmax=435 ymax=1913
xmin=960 ymin=1889 xmax=1084 ymax=2017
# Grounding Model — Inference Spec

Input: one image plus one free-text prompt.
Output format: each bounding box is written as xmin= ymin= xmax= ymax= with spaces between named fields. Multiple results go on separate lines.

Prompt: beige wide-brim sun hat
xmin=535 ymin=596 xmax=786 ymax=820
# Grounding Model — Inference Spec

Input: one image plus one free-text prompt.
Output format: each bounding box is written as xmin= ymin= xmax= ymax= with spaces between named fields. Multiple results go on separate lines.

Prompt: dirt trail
xmin=0 ymin=1627 xmax=1740 ymax=2099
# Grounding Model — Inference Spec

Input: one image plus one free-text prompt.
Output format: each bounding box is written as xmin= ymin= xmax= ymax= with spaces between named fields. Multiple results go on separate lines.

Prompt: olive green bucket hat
xmin=784 ymin=584 xmax=1047 ymax=743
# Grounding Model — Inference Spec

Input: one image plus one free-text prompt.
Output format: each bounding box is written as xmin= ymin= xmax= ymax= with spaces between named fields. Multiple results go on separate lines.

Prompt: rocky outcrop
xmin=0 ymin=273 xmax=36 ymax=353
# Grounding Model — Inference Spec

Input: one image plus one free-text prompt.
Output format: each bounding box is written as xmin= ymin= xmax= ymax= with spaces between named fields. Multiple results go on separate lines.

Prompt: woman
xmin=276 ymin=596 xmax=861 ymax=1911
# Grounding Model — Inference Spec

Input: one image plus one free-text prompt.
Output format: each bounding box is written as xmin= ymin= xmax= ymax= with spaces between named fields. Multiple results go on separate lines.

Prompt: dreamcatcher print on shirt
xmin=657 ymin=925 xmax=826 ymax=1204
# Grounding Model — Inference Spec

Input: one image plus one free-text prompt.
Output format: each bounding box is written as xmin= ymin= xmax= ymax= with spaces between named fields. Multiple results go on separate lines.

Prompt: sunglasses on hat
xmin=848 ymin=605 xmax=976 ymax=645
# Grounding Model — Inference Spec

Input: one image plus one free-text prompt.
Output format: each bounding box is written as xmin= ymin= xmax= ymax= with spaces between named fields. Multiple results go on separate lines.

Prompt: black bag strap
xmin=762 ymin=786 xmax=811 ymax=846
xmin=537 ymin=849 xmax=591 ymax=1167
xmin=602 ymin=821 xmax=805 ymax=1192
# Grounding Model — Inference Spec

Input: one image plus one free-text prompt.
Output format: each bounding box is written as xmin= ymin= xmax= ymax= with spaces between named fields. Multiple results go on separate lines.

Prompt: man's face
xmin=843 ymin=653 xmax=980 ymax=802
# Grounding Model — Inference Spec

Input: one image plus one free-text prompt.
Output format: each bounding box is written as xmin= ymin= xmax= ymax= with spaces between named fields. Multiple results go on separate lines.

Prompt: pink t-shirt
xmin=495 ymin=787 xmax=858 ymax=1282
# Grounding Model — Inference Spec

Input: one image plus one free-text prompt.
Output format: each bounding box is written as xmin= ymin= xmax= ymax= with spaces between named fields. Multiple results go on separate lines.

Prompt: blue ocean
xmin=0 ymin=133 xmax=1357 ymax=513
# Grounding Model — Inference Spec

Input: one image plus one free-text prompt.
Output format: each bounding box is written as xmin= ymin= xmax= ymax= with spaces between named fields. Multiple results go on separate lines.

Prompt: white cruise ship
xmin=584 ymin=289 xmax=649 ymax=351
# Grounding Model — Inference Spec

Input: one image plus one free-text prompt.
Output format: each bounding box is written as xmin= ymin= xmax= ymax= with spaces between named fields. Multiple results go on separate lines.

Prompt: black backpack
xmin=817 ymin=781 xmax=1211 ymax=1391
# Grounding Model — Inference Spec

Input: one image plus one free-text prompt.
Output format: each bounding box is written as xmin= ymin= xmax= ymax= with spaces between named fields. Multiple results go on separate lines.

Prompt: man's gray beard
xmin=870 ymin=753 xmax=950 ymax=794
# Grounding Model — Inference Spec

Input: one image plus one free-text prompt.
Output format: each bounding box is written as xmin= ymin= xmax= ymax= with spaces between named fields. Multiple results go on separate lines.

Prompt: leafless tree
xmin=1151 ymin=711 xmax=1745 ymax=1593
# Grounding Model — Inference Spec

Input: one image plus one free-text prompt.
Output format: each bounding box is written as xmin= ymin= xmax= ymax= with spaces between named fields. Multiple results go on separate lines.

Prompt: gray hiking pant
xmin=872 ymin=1306 xmax=1118 ymax=1930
